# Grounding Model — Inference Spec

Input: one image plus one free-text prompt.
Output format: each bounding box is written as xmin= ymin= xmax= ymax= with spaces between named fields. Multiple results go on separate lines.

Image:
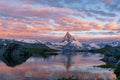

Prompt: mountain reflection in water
xmin=0 ymin=51 xmax=116 ymax=80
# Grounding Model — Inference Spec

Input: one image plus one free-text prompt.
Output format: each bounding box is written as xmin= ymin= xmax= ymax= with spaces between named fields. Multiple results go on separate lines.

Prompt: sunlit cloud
xmin=0 ymin=0 xmax=120 ymax=41
xmin=102 ymin=0 xmax=114 ymax=3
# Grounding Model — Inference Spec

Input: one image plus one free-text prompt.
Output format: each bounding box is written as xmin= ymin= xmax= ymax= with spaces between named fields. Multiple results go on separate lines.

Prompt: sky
xmin=0 ymin=0 xmax=120 ymax=41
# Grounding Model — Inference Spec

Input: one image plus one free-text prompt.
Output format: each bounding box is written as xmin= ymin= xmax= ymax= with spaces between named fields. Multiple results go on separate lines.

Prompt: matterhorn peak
xmin=63 ymin=32 xmax=76 ymax=42
xmin=64 ymin=32 xmax=71 ymax=38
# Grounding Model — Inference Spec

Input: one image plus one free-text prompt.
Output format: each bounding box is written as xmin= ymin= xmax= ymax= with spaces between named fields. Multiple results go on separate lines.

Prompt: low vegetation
xmin=27 ymin=48 xmax=58 ymax=58
xmin=97 ymin=64 xmax=115 ymax=68
xmin=89 ymin=48 xmax=106 ymax=54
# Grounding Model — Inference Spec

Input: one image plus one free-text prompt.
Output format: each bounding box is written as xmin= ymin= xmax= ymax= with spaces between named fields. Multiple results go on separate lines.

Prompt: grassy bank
xmin=27 ymin=48 xmax=57 ymax=53
xmin=26 ymin=48 xmax=58 ymax=57
xmin=97 ymin=64 xmax=115 ymax=68
xmin=89 ymin=48 xmax=105 ymax=54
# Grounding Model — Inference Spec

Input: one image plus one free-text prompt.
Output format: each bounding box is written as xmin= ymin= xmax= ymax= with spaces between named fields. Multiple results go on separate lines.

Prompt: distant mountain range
xmin=0 ymin=32 xmax=120 ymax=51
xmin=46 ymin=32 xmax=120 ymax=50
xmin=0 ymin=39 xmax=49 ymax=49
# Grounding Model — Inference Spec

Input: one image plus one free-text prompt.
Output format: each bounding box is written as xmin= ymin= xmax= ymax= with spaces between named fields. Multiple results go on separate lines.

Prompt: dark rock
xmin=0 ymin=43 xmax=31 ymax=67
xmin=104 ymin=45 xmax=120 ymax=57
xmin=116 ymin=60 xmax=120 ymax=67
xmin=108 ymin=57 xmax=118 ymax=64
xmin=102 ymin=56 xmax=117 ymax=64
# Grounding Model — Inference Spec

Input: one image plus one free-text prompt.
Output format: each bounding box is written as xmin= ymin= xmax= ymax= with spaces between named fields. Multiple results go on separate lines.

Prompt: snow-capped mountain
xmin=46 ymin=32 xmax=83 ymax=50
xmin=46 ymin=32 xmax=112 ymax=50
xmin=19 ymin=40 xmax=44 ymax=44
xmin=109 ymin=41 xmax=120 ymax=47
xmin=83 ymin=43 xmax=101 ymax=50
xmin=1 ymin=32 xmax=120 ymax=51
xmin=0 ymin=39 xmax=49 ymax=49
xmin=62 ymin=32 xmax=83 ymax=50
xmin=62 ymin=32 xmax=76 ymax=43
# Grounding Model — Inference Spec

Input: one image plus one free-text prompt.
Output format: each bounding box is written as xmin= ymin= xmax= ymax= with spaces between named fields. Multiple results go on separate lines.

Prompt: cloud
xmin=102 ymin=0 xmax=114 ymax=3
xmin=0 ymin=0 xmax=119 ymax=40
xmin=56 ymin=16 xmax=104 ymax=31
xmin=105 ymin=22 xmax=120 ymax=30
xmin=89 ymin=9 xmax=116 ymax=17
xmin=0 ymin=3 xmax=73 ymax=18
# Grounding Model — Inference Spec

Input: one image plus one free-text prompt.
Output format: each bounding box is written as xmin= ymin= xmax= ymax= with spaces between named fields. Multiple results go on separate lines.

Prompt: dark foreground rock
xmin=0 ymin=43 xmax=31 ymax=67
xmin=101 ymin=56 xmax=117 ymax=64
xmin=104 ymin=45 xmax=120 ymax=56
xmin=101 ymin=45 xmax=120 ymax=64
xmin=116 ymin=60 xmax=120 ymax=67
xmin=99 ymin=45 xmax=120 ymax=79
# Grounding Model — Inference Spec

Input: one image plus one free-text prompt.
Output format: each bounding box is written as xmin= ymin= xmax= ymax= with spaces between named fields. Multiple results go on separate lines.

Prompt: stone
xmin=0 ymin=43 xmax=31 ymax=67
xmin=102 ymin=56 xmax=117 ymax=64
xmin=115 ymin=60 xmax=120 ymax=67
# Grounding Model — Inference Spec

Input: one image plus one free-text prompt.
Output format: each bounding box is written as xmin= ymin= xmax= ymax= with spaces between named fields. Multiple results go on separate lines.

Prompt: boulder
xmin=104 ymin=45 xmax=120 ymax=57
xmin=115 ymin=60 xmax=120 ymax=67
xmin=0 ymin=43 xmax=31 ymax=67
xmin=102 ymin=56 xmax=117 ymax=64
xmin=108 ymin=57 xmax=118 ymax=64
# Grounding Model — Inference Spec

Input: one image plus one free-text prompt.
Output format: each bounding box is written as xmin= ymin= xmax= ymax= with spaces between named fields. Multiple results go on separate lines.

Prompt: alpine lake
xmin=0 ymin=51 xmax=116 ymax=80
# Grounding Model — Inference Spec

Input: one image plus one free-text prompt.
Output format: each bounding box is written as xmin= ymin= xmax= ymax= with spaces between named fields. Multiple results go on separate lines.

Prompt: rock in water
xmin=116 ymin=60 xmax=120 ymax=67
xmin=104 ymin=45 xmax=120 ymax=56
xmin=0 ymin=43 xmax=31 ymax=67
xmin=102 ymin=56 xmax=117 ymax=64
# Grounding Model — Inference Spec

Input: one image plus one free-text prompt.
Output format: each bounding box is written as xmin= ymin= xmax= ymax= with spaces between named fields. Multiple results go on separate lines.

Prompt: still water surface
xmin=0 ymin=52 xmax=116 ymax=80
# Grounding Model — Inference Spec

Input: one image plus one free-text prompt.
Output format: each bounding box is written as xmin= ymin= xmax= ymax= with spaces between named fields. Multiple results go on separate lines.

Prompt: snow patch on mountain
xmin=46 ymin=32 xmax=83 ymax=50
xmin=71 ymin=40 xmax=83 ymax=48
xmin=89 ymin=43 xmax=100 ymax=49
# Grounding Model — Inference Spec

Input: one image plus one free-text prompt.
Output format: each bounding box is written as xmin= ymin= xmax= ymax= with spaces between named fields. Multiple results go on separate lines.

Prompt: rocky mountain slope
xmin=46 ymin=32 xmax=103 ymax=50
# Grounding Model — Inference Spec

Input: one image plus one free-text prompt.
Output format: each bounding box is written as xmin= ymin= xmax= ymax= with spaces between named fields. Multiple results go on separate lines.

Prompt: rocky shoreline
xmin=97 ymin=45 xmax=120 ymax=79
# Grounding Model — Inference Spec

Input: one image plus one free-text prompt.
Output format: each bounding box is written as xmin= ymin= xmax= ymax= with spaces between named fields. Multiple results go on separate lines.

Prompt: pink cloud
xmin=105 ymin=22 xmax=119 ymax=30
xmin=102 ymin=0 xmax=114 ymax=3
xmin=0 ymin=3 xmax=73 ymax=18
